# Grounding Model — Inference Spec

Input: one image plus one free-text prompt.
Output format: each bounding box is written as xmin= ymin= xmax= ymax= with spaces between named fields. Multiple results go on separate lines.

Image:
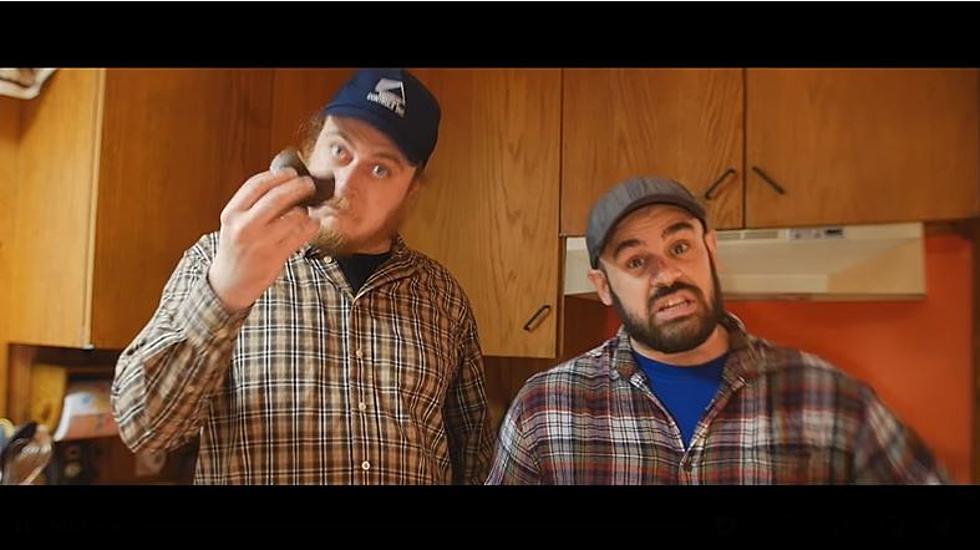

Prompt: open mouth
xmin=656 ymin=296 xmax=694 ymax=313
xmin=652 ymin=292 xmax=698 ymax=322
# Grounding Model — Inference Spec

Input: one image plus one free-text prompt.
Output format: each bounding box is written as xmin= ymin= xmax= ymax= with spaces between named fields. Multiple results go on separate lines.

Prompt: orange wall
xmin=601 ymin=234 xmax=973 ymax=483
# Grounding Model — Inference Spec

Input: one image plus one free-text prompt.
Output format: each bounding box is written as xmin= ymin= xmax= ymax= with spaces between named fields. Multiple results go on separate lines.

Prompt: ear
xmin=704 ymin=229 xmax=719 ymax=268
xmin=587 ymin=267 xmax=614 ymax=306
xmin=402 ymin=173 xmax=425 ymax=204
xmin=409 ymin=163 xmax=427 ymax=188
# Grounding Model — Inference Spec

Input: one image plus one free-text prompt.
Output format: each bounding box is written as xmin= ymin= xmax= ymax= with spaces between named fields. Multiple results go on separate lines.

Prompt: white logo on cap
xmin=366 ymin=78 xmax=406 ymax=117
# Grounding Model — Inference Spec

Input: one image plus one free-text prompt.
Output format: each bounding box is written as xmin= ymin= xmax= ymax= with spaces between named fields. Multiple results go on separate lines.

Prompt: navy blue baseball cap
xmin=322 ymin=68 xmax=441 ymax=167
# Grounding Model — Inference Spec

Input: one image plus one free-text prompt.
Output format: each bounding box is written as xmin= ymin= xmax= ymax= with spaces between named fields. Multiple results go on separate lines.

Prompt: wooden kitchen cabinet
xmin=562 ymin=69 xmax=745 ymax=234
xmin=0 ymin=96 xmax=18 ymax=416
xmin=746 ymin=69 xmax=979 ymax=227
xmin=562 ymin=68 xmax=980 ymax=233
xmin=1 ymin=68 xmax=274 ymax=352
xmin=400 ymin=69 xmax=563 ymax=358
xmin=2 ymin=69 xmax=113 ymax=416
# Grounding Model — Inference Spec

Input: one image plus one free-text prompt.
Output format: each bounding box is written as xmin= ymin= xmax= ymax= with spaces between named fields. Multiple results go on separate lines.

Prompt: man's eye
xmin=671 ymin=242 xmax=690 ymax=256
xmin=626 ymin=256 xmax=646 ymax=270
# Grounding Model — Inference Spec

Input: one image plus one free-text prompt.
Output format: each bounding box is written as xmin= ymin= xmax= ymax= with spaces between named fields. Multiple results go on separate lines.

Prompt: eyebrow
xmin=610 ymin=221 xmax=697 ymax=261
xmin=611 ymin=238 xmax=643 ymax=261
xmin=322 ymin=130 xmax=349 ymax=143
xmin=373 ymin=151 xmax=407 ymax=168
xmin=662 ymin=221 xmax=696 ymax=239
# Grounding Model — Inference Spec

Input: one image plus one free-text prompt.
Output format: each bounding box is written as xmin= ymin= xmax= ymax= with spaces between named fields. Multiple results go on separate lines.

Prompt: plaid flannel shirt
xmin=112 ymin=232 xmax=493 ymax=484
xmin=487 ymin=315 xmax=948 ymax=485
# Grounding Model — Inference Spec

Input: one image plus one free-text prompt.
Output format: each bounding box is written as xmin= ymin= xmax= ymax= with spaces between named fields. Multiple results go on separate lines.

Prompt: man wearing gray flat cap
xmin=487 ymin=175 xmax=947 ymax=485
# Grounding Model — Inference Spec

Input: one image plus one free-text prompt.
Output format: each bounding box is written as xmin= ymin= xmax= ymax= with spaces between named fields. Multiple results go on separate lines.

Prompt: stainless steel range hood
xmin=564 ymin=222 xmax=926 ymax=300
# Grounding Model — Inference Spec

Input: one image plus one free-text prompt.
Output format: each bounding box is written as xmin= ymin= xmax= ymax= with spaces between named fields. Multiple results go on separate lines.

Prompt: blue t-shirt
xmin=632 ymin=351 xmax=728 ymax=449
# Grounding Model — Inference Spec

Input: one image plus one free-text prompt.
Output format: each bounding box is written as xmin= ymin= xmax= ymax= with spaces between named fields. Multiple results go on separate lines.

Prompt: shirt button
xmin=361 ymin=461 xmax=371 ymax=471
xmin=358 ymin=402 xmax=368 ymax=412
xmin=355 ymin=348 xmax=363 ymax=359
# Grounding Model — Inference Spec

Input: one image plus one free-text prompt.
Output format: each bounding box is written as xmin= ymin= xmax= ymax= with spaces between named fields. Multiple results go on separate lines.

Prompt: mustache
xmin=321 ymin=195 xmax=351 ymax=212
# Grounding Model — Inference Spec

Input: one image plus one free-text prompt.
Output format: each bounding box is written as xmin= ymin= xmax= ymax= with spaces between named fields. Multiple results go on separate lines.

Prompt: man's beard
xmin=309 ymin=195 xmax=353 ymax=257
xmin=610 ymin=256 xmax=725 ymax=354
xmin=309 ymin=189 xmax=417 ymax=257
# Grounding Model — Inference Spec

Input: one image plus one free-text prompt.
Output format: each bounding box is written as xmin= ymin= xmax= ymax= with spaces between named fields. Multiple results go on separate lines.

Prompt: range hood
xmin=564 ymin=222 xmax=926 ymax=300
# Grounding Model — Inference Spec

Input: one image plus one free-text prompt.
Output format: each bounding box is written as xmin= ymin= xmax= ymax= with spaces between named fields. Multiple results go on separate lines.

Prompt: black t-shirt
xmin=335 ymin=251 xmax=392 ymax=294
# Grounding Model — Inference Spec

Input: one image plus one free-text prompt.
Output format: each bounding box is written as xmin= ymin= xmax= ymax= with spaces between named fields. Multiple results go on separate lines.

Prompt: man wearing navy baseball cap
xmin=113 ymin=69 xmax=494 ymax=485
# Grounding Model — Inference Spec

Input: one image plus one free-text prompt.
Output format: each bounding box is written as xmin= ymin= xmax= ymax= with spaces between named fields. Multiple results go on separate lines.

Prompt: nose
xmin=649 ymin=255 xmax=683 ymax=288
xmin=331 ymin=161 xmax=365 ymax=199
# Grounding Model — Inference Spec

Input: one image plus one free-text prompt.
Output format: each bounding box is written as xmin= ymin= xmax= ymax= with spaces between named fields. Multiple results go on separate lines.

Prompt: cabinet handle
xmin=751 ymin=166 xmax=787 ymax=195
xmin=703 ymin=168 xmax=736 ymax=200
xmin=522 ymin=305 xmax=552 ymax=332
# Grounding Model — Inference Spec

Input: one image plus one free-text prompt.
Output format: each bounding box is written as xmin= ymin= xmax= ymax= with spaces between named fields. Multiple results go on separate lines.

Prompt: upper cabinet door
xmin=401 ymin=69 xmax=563 ymax=358
xmin=746 ymin=69 xmax=980 ymax=227
xmin=92 ymin=69 xmax=275 ymax=348
xmin=562 ymin=69 xmax=744 ymax=234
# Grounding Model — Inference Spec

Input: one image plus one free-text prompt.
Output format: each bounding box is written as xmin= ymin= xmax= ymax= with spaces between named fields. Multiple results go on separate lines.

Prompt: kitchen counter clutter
xmin=0 ymin=421 xmax=52 ymax=485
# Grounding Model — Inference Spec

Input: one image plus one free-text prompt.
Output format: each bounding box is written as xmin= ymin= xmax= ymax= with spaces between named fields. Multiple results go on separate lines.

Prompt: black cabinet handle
xmin=703 ymin=168 xmax=736 ymax=200
xmin=751 ymin=166 xmax=787 ymax=195
xmin=522 ymin=305 xmax=552 ymax=332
